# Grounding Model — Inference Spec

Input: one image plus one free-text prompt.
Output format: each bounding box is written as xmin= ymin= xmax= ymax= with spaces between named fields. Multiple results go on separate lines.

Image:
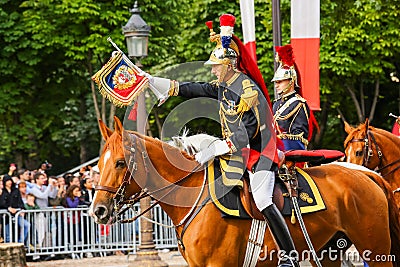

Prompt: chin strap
xmin=278 ymin=80 xmax=294 ymax=96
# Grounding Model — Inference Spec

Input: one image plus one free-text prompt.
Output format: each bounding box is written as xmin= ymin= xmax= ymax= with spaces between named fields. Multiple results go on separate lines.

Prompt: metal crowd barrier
xmin=0 ymin=204 xmax=177 ymax=258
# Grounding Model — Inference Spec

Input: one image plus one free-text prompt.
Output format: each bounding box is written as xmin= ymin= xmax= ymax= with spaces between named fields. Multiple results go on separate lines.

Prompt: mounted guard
xmin=147 ymin=14 xmax=301 ymax=267
xmin=271 ymin=45 xmax=318 ymax=151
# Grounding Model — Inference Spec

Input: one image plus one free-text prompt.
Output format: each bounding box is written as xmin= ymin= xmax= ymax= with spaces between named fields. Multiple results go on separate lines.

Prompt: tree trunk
xmin=346 ymin=85 xmax=364 ymax=122
xmin=368 ymin=78 xmax=380 ymax=122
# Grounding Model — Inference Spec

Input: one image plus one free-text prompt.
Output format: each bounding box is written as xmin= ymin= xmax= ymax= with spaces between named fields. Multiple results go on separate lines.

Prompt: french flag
xmin=240 ymin=0 xmax=257 ymax=62
xmin=291 ymin=0 xmax=320 ymax=111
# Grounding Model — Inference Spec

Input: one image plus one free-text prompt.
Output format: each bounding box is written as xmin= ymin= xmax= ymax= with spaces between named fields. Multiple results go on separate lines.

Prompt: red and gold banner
xmin=92 ymin=52 xmax=148 ymax=107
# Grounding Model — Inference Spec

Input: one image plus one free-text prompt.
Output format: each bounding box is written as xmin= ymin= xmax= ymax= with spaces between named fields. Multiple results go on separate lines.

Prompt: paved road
xmin=26 ymin=247 xmax=364 ymax=267
xmin=27 ymin=250 xmax=188 ymax=267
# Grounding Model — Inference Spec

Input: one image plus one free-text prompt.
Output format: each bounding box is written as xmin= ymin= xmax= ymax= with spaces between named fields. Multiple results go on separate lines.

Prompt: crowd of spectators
xmin=0 ymin=162 xmax=101 ymax=258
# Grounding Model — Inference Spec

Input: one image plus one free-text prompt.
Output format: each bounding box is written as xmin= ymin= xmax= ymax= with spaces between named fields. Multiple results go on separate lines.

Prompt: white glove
xmin=143 ymin=72 xmax=154 ymax=83
xmin=145 ymin=75 xmax=171 ymax=106
xmin=195 ymin=140 xmax=231 ymax=165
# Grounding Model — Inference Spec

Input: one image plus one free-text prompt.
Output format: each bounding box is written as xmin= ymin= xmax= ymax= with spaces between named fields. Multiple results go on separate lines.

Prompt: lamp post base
xmin=130 ymin=250 xmax=168 ymax=267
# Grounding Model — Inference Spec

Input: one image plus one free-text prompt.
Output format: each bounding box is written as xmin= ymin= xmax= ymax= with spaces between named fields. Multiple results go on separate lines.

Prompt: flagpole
xmin=107 ymin=37 xmax=146 ymax=75
xmin=272 ymin=0 xmax=282 ymax=99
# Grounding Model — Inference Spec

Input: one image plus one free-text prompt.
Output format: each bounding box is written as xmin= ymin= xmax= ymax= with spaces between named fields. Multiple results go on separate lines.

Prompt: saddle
xmin=239 ymin=149 xmax=344 ymax=221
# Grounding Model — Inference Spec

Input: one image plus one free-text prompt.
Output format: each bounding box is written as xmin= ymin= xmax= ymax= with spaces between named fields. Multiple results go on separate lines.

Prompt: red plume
xmin=219 ymin=14 xmax=235 ymax=27
xmin=275 ymin=45 xmax=295 ymax=68
xmin=205 ymin=21 xmax=213 ymax=30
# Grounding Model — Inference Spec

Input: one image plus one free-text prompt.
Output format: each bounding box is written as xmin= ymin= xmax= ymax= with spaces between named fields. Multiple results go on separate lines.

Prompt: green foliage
xmin=0 ymin=0 xmax=399 ymax=173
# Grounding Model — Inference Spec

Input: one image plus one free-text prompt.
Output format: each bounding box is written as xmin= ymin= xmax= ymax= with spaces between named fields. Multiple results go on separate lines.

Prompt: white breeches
xmin=249 ymin=170 xmax=275 ymax=211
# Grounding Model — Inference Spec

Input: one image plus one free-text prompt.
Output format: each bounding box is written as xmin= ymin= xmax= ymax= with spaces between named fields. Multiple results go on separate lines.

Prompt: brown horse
xmin=90 ymin=117 xmax=400 ymax=267
xmin=344 ymin=119 xmax=400 ymax=208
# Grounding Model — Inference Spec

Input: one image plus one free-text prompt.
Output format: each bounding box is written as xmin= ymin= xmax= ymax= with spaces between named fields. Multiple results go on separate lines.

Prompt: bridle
xmin=347 ymin=128 xmax=400 ymax=178
xmin=95 ymin=132 xmax=204 ymax=223
xmin=348 ymin=129 xmax=382 ymax=167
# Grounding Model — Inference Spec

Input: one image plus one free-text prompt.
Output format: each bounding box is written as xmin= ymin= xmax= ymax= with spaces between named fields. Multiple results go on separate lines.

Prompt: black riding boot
xmin=262 ymin=204 xmax=300 ymax=267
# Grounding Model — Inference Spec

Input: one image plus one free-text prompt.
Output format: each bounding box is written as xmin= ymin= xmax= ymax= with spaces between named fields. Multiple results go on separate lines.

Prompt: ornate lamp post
xmin=122 ymin=2 xmax=168 ymax=266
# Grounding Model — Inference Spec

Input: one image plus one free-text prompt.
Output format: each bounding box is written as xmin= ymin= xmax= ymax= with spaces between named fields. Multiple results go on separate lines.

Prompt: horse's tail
xmin=364 ymin=171 xmax=400 ymax=265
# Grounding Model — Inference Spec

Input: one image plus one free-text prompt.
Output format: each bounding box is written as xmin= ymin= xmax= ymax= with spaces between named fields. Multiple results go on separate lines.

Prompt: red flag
xmin=291 ymin=0 xmax=320 ymax=111
xmin=240 ymin=0 xmax=257 ymax=62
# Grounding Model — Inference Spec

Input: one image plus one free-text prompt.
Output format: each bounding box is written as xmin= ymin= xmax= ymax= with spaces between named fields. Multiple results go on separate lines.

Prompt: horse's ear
xmin=99 ymin=119 xmax=113 ymax=141
xmin=344 ymin=121 xmax=354 ymax=134
xmin=113 ymin=116 xmax=123 ymax=135
xmin=365 ymin=118 xmax=370 ymax=129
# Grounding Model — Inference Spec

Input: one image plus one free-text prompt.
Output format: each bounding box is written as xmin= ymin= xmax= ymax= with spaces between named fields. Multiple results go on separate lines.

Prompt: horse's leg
xmin=181 ymin=204 xmax=253 ymax=267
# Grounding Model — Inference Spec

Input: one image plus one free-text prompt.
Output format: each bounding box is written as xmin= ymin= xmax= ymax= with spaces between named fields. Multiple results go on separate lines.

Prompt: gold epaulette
xmin=237 ymin=79 xmax=259 ymax=113
xmin=295 ymin=94 xmax=307 ymax=102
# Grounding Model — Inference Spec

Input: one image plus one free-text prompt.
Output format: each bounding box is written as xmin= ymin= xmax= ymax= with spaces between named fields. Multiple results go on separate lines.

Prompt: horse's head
xmin=344 ymin=119 xmax=382 ymax=169
xmin=89 ymin=116 xmax=143 ymax=224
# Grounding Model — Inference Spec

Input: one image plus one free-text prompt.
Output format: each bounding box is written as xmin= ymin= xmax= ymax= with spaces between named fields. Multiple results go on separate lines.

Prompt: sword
xmin=291 ymin=195 xmax=322 ymax=267
xmin=389 ymin=113 xmax=399 ymax=119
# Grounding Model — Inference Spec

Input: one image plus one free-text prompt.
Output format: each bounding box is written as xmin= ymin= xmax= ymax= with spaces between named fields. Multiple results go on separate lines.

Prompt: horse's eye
xmin=116 ymin=160 xmax=126 ymax=169
xmin=355 ymin=151 xmax=363 ymax=157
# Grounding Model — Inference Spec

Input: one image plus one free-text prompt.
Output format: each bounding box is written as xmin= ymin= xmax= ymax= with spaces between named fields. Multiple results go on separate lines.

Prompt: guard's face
xmin=211 ymin=64 xmax=226 ymax=82
xmin=275 ymin=79 xmax=292 ymax=95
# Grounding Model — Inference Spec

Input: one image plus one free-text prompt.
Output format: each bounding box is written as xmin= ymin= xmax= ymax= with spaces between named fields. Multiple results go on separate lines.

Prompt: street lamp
xmin=122 ymin=2 xmax=168 ymax=267
xmin=122 ymin=1 xmax=150 ymax=61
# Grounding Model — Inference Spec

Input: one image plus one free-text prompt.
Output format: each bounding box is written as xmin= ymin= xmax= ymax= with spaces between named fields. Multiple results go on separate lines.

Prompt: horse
xmin=344 ymin=119 xmax=400 ymax=208
xmin=90 ymin=116 xmax=400 ymax=267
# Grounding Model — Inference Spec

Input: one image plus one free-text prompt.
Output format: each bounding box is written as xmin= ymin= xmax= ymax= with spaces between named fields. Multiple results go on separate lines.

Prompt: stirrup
xmin=277 ymin=255 xmax=298 ymax=267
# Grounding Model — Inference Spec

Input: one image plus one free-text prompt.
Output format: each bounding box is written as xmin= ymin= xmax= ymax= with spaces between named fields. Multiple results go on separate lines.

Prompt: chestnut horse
xmin=90 ymin=117 xmax=400 ymax=267
xmin=344 ymin=119 xmax=400 ymax=208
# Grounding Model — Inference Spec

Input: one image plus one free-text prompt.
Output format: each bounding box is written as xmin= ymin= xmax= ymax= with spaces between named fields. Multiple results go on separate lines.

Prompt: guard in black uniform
xmin=272 ymin=44 xmax=312 ymax=151
xmin=149 ymin=14 xmax=300 ymax=267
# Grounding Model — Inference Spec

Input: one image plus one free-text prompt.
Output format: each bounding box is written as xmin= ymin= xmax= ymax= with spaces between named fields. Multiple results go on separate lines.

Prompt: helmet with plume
xmin=271 ymin=44 xmax=301 ymax=89
xmin=204 ymin=14 xmax=240 ymax=66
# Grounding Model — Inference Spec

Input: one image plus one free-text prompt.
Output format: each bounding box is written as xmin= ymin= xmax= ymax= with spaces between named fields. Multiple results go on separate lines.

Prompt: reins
xmin=348 ymin=128 xmax=400 ymax=177
xmin=95 ymin=132 xmax=204 ymax=224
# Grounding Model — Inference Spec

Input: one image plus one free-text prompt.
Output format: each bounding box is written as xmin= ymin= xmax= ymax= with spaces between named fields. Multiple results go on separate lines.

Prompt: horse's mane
xmin=374 ymin=127 xmax=400 ymax=144
xmin=167 ymin=131 xmax=219 ymax=156
xmin=126 ymin=130 xmax=199 ymax=161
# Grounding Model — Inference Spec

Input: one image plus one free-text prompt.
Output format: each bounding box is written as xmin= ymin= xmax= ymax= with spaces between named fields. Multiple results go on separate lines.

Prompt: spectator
xmin=62 ymin=173 xmax=73 ymax=188
xmin=0 ymin=175 xmax=30 ymax=244
xmin=17 ymin=169 xmax=30 ymax=183
xmin=17 ymin=181 xmax=28 ymax=204
xmin=90 ymin=165 xmax=100 ymax=187
xmin=65 ymin=185 xmax=84 ymax=244
xmin=29 ymin=172 xmax=57 ymax=209
xmin=0 ymin=175 xmax=3 ymax=195
xmin=38 ymin=161 xmax=52 ymax=176
xmin=28 ymin=170 xmax=37 ymax=184
xmin=24 ymin=193 xmax=41 ymax=255
xmin=81 ymin=178 xmax=95 ymax=206
xmin=24 ymin=194 xmax=40 ymax=210
xmin=29 ymin=172 xmax=58 ymax=247
xmin=65 ymin=185 xmax=84 ymax=208
xmin=68 ymin=175 xmax=81 ymax=188
xmin=48 ymin=176 xmax=66 ymax=207
xmin=57 ymin=176 xmax=67 ymax=191
xmin=3 ymin=163 xmax=18 ymax=185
